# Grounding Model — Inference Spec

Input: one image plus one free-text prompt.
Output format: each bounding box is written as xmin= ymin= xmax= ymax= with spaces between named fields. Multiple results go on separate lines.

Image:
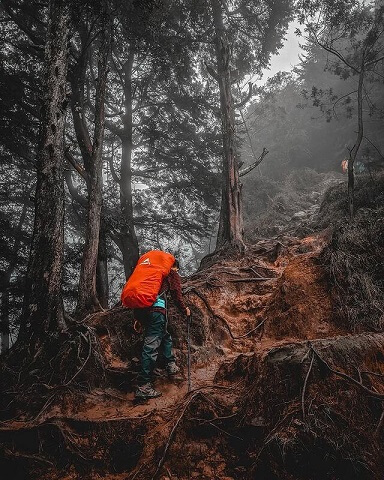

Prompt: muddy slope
xmin=1 ymin=209 xmax=384 ymax=479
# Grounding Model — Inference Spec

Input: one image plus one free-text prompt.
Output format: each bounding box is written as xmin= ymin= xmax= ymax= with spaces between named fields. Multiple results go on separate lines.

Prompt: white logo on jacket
xmin=139 ymin=258 xmax=151 ymax=265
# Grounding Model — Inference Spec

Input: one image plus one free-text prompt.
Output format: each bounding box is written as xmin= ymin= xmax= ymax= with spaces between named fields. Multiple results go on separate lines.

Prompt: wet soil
xmin=1 ymin=229 xmax=383 ymax=480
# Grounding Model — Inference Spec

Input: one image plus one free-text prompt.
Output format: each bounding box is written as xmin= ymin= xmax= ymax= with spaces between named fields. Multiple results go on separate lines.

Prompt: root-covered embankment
xmin=1 ymin=175 xmax=384 ymax=479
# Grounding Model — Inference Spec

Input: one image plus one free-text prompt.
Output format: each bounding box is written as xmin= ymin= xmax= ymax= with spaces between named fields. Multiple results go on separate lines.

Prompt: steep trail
xmin=2 ymin=227 xmax=383 ymax=480
xmin=3 ymin=173 xmax=384 ymax=479
xmin=112 ymin=229 xmax=347 ymax=479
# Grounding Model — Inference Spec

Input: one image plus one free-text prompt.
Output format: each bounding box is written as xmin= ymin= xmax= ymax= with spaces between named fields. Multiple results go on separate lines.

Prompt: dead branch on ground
xmin=301 ymin=350 xmax=315 ymax=421
xmin=310 ymin=345 xmax=384 ymax=399
xmin=151 ymin=391 xmax=202 ymax=479
xmin=229 ymin=277 xmax=274 ymax=283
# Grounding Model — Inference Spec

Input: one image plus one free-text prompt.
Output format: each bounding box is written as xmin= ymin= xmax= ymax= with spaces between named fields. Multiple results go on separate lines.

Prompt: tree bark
xmin=20 ymin=0 xmax=69 ymax=341
xmin=65 ymin=167 xmax=109 ymax=307
xmin=69 ymin=24 xmax=111 ymax=307
xmin=1 ymin=291 xmax=10 ymax=353
xmin=120 ymin=52 xmax=139 ymax=278
xmin=0 ymin=202 xmax=29 ymax=352
xmin=96 ymin=222 xmax=109 ymax=309
xmin=70 ymin=25 xmax=93 ymax=177
xmin=76 ymin=4 xmax=110 ymax=319
xmin=211 ymin=0 xmax=245 ymax=252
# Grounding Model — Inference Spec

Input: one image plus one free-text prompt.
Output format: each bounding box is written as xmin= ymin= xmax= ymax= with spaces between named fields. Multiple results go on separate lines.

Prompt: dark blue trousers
xmin=137 ymin=311 xmax=175 ymax=385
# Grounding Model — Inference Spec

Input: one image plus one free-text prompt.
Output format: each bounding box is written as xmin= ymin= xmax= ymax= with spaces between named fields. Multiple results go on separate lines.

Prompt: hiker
xmin=133 ymin=258 xmax=190 ymax=400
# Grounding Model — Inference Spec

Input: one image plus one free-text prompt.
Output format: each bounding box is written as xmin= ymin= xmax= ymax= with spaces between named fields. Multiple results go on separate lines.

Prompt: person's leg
xmin=162 ymin=329 xmax=180 ymax=375
xmin=137 ymin=312 xmax=166 ymax=386
xmin=162 ymin=330 xmax=176 ymax=365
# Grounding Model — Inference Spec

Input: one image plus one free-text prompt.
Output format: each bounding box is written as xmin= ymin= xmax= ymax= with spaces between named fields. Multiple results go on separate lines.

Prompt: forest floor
xmin=1 ymin=173 xmax=384 ymax=480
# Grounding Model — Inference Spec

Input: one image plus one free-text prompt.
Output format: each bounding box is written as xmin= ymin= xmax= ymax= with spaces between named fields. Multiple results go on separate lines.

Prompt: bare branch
xmin=104 ymin=117 xmax=124 ymax=137
xmin=332 ymin=90 xmax=358 ymax=118
xmin=308 ymin=26 xmax=360 ymax=74
xmin=363 ymin=136 xmax=384 ymax=160
xmin=108 ymin=151 xmax=120 ymax=184
xmin=239 ymin=147 xmax=268 ymax=177
xmin=302 ymin=350 xmax=315 ymax=420
xmin=205 ymin=62 xmax=219 ymax=81
xmin=64 ymin=148 xmax=90 ymax=184
xmin=366 ymin=54 xmax=384 ymax=67
xmin=64 ymin=170 xmax=87 ymax=208
xmin=234 ymin=82 xmax=253 ymax=109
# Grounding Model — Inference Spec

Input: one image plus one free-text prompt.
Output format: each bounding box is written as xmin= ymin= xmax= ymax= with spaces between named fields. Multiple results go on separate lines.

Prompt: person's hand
xmin=185 ymin=307 xmax=191 ymax=317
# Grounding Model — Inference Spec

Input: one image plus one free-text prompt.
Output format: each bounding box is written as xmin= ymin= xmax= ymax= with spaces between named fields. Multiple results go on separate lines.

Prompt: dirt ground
xmin=1 ymin=228 xmax=383 ymax=480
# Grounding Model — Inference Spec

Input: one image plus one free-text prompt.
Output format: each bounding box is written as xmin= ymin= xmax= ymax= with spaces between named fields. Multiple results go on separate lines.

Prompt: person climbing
xmin=132 ymin=258 xmax=190 ymax=400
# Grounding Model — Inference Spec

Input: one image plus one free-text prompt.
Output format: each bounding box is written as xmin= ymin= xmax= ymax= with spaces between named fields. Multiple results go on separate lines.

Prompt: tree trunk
xmin=70 ymin=25 xmax=93 ymax=175
xmin=70 ymin=23 xmax=111 ymax=308
xmin=348 ymin=64 xmax=365 ymax=220
xmin=211 ymin=0 xmax=245 ymax=252
xmin=1 ymin=291 xmax=10 ymax=353
xmin=1 ymin=203 xmax=28 ymax=352
xmin=76 ymin=5 xmax=111 ymax=319
xmin=96 ymin=222 xmax=109 ymax=309
xmin=120 ymin=52 xmax=139 ymax=278
xmin=20 ymin=0 xmax=69 ymax=342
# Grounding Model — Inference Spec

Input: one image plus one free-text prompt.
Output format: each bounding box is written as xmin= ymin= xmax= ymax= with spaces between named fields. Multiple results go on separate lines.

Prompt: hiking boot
xmin=135 ymin=383 xmax=162 ymax=400
xmin=166 ymin=362 xmax=180 ymax=376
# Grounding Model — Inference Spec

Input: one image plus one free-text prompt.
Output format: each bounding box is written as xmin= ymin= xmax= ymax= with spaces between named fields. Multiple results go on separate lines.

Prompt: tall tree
xmin=104 ymin=1 xmax=222 ymax=272
xmin=202 ymin=0 xmax=293 ymax=251
xmin=66 ymin=12 xmax=110 ymax=308
xmin=119 ymin=51 xmax=139 ymax=277
xmin=105 ymin=47 xmax=139 ymax=279
xmin=0 ymin=3 xmax=41 ymax=350
xmin=210 ymin=0 xmax=244 ymax=251
xmin=76 ymin=1 xmax=111 ymax=319
xmin=298 ymin=0 xmax=384 ymax=218
xmin=21 ymin=0 xmax=70 ymax=343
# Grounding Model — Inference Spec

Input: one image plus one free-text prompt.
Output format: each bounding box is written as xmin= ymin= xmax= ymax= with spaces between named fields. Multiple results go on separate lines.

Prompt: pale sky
xmin=265 ymin=23 xmax=302 ymax=77
xmin=254 ymin=21 xmax=303 ymax=86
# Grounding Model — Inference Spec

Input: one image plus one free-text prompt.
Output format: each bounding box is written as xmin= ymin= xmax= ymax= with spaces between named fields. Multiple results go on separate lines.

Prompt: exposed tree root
xmin=3 ymin=222 xmax=384 ymax=479
xmin=229 ymin=277 xmax=274 ymax=282
xmin=186 ymin=287 xmax=265 ymax=340
xmin=1 ymin=323 xmax=107 ymax=422
xmin=310 ymin=344 xmax=384 ymax=399
xmin=232 ymin=333 xmax=384 ymax=479
xmin=151 ymin=391 xmax=203 ymax=480
xmin=301 ymin=350 xmax=315 ymax=420
xmin=150 ymin=385 xmax=237 ymax=480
